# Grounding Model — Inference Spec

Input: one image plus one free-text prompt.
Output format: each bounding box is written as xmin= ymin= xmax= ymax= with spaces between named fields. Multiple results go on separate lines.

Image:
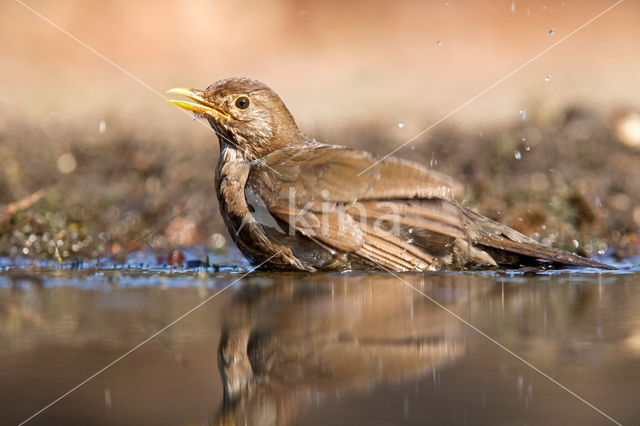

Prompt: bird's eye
xmin=234 ymin=96 xmax=250 ymax=110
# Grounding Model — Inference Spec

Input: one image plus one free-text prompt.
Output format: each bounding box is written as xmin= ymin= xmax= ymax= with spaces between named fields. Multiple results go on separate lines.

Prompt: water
xmin=2 ymin=255 xmax=640 ymax=425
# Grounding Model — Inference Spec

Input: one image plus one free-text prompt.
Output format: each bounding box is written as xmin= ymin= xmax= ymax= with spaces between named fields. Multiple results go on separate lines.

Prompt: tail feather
xmin=356 ymin=200 xmax=615 ymax=270
xmin=474 ymin=236 xmax=615 ymax=269
xmin=461 ymin=206 xmax=615 ymax=269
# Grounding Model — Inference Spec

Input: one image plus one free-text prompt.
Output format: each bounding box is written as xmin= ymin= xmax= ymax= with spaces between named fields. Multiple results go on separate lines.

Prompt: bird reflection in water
xmin=213 ymin=274 xmax=492 ymax=425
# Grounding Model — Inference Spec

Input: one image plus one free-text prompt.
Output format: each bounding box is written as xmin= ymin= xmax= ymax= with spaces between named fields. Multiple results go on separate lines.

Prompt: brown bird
xmin=168 ymin=78 xmax=612 ymax=272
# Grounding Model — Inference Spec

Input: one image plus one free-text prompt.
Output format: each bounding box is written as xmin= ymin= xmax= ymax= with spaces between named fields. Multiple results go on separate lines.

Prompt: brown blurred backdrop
xmin=1 ymin=0 xmax=639 ymax=137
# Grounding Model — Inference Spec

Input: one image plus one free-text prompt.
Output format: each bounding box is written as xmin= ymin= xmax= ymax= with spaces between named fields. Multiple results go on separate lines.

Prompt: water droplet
xmin=98 ymin=119 xmax=107 ymax=133
xmin=521 ymin=137 xmax=527 ymax=142
xmin=595 ymin=196 xmax=603 ymax=208
xmin=514 ymin=150 xmax=522 ymax=160
xmin=398 ymin=122 xmax=405 ymax=128
xmin=545 ymin=75 xmax=552 ymax=82
xmin=519 ymin=109 xmax=527 ymax=120
xmin=436 ymin=40 xmax=443 ymax=46
xmin=548 ymin=29 xmax=556 ymax=35
xmin=572 ymin=239 xmax=579 ymax=248
xmin=524 ymin=146 xmax=531 ymax=151
xmin=510 ymin=1 xmax=516 ymax=12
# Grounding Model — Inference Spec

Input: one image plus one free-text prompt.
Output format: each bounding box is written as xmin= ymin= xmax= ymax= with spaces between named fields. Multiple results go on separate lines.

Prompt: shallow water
xmin=2 ymin=255 xmax=640 ymax=426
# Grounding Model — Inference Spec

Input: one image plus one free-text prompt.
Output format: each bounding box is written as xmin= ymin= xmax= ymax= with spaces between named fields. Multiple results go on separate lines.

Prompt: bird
xmin=167 ymin=78 xmax=613 ymax=272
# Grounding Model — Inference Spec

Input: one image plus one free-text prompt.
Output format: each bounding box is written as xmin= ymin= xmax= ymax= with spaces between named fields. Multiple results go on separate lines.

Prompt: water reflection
xmin=2 ymin=268 xmax=640 ymax=425
xmin=215 ymin=274 xmax=493 ymax=425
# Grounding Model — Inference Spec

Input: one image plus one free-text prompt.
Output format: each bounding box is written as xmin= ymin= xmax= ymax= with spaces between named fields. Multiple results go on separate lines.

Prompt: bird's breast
xmin=215 ymin=145 xmax=301 ymax=267
xmin=215 ymin=146 xmax=252 ymax=234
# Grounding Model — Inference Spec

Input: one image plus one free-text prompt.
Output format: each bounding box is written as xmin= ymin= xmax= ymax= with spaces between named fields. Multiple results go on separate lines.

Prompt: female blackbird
xmin=168 ymin=78 xmax=612 ymax=271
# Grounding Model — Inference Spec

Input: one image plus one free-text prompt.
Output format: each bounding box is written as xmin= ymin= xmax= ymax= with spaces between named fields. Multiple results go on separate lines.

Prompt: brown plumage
xmin=168 ymin=78 xmax=613 ymax=272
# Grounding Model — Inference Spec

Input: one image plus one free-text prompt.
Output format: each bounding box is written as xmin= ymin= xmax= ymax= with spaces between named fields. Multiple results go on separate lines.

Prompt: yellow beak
xmin=166 ymin=88 xmax=231 ymax=120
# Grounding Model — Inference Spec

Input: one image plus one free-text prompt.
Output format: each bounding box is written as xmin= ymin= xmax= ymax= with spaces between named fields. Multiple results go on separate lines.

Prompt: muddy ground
xmin=1 ymin=105 xmax=639 ymax=262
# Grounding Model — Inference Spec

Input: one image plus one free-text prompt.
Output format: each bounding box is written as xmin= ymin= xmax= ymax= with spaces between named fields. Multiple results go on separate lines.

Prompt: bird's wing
xmin=249 ymin=142 xmax=462 ymax=206
xmin=246 ymin=143 xmax=463 ymax=270
xmin=247 ymin=142 xmax=612 ymax=270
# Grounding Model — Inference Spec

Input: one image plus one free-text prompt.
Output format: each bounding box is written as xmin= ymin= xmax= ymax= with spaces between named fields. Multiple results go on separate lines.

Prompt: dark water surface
xmin=2 ymin=256 xmax=640 ymax=426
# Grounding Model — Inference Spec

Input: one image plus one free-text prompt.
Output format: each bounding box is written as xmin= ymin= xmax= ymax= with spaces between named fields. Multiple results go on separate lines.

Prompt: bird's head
xmin=168 ymin=78 xmax=304 ymax=160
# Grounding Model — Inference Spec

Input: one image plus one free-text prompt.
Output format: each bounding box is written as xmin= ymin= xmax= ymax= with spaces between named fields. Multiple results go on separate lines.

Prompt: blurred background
xmin=1 ymin=0 xmax=639 ymax=261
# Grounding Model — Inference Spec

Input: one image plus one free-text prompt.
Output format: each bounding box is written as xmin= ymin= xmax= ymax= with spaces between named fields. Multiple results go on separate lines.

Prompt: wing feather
xmin=246 ymin=141 xmax=613 ymax=270
xmin=250 ymin=142 xmax=461 ymax=208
